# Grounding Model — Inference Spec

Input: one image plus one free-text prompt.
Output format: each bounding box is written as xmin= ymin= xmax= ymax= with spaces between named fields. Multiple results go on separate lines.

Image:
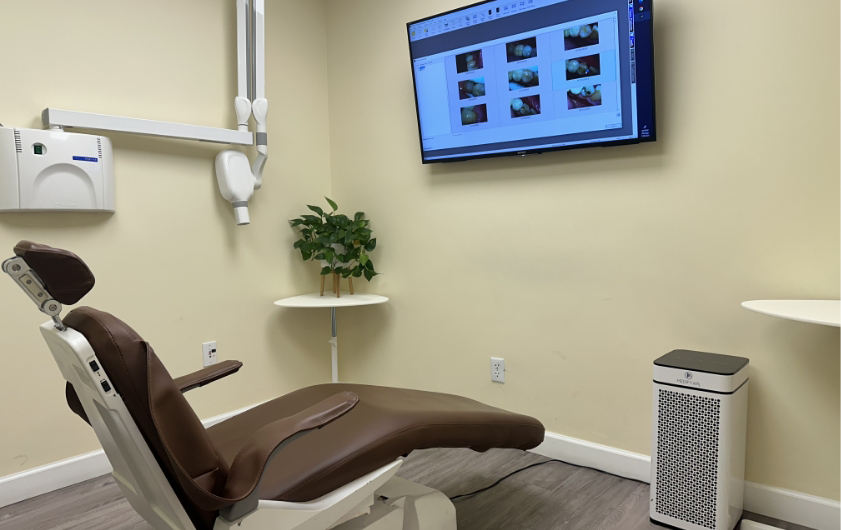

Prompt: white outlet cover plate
xmin=203 ymin=341 xmax=217 ymax=367
xmin=491 ymin=357 xmax=505 ymax=383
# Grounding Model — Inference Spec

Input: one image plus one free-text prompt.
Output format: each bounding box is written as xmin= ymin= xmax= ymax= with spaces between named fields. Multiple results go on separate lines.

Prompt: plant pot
xmin=320 ymin=244 xmax=353 ymax=297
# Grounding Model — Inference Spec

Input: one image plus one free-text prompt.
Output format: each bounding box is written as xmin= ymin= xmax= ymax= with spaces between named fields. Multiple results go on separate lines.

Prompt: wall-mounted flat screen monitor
xmin=407 ymin=0 xmax=656 ymax=163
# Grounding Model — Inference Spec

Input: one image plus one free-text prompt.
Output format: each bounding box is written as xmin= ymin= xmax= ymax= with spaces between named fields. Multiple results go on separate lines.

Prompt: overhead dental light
xmin=34 ymin=0 xmax=268 ymax=226
xmin=216 ymin=0 xmax=268 ymax=226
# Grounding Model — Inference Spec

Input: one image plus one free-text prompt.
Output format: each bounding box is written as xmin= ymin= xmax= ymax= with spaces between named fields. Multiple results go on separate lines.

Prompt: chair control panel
xmin=86 ymin=355 xmax=116 ymax=396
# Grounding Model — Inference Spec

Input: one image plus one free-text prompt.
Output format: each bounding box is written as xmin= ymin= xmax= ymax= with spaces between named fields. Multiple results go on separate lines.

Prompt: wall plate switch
xmin=203 ymin=341 xmax=217 ymax=367
xmin=491 ymin=357 xmax=505 ymax=383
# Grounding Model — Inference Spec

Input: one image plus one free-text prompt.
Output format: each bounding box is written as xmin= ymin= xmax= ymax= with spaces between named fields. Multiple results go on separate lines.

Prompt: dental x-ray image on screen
xmin=407 ymin=0 xmax=656 ymax=163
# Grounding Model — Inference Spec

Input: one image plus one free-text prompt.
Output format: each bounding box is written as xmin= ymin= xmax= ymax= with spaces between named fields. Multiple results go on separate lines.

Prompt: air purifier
xmin=650 ymin=350 xmax=749 ymax=530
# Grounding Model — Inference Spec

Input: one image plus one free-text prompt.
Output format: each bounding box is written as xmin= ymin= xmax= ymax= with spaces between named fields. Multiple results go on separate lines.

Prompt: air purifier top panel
xmin=655 ymin=350 xmax=749 ymax=376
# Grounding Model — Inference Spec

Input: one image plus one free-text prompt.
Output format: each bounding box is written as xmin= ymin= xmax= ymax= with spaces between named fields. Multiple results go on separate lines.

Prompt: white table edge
xmin=741 ymin=300 xmax=841 ymax=328
xmin=274 ymin=292 xmax=389 ymax=309
xmin=273 ymin=292 xmax=389 ymax=383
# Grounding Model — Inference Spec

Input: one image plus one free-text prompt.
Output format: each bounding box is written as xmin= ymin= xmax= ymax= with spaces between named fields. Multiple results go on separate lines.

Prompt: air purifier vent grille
xmin=97 ymin=138 xmax=103 ymax=159
xmin=14 ymin=130 xmax=22 ymax=153
xmin=656 ymin=389 xmax=720 ymax=529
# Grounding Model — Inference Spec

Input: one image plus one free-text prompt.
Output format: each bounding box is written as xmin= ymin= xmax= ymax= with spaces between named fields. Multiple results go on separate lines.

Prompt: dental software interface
xmin=408 ymin=0 xmax=655 ymax=161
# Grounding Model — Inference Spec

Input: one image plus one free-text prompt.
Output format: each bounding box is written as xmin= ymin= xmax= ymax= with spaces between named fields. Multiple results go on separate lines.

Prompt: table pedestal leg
xmin=330 ymin=307 xmax=338 ymax=383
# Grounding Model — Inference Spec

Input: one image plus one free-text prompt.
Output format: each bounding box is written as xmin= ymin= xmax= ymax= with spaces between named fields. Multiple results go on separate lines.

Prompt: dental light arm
xmin=235 ymin=0 xmax=252 ymax=132
xmin=251 ymin=0 xmax=268 ymax=191
xmin=218 ymin=0 xmax=268 ymax=224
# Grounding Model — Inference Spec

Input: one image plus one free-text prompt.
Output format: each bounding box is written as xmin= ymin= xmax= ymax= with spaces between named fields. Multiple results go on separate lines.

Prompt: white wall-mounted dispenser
xmin=650 ymin=349 xmax=749 ymax=530
xmin=0 ymin=127 xmax=115 ymax=212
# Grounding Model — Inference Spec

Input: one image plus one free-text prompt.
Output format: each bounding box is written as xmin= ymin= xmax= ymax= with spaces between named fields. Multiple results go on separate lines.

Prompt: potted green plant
xmin=290 ymin=197 xmax=379 ymax=297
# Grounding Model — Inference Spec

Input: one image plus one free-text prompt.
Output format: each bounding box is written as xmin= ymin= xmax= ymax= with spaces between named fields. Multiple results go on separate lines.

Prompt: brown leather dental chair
xmin=3 ymin=241 xmax=544 ymax=530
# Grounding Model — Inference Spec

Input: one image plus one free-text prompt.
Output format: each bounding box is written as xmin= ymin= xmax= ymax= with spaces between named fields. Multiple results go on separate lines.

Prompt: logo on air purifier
xmin=677 ymin=371 xmax=701 ymax=387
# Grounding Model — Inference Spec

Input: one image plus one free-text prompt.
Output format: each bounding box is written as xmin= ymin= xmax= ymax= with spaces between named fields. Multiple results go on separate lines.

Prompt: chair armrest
xmin=219 ymin=391 xmax=359 ymax=521
xmin=173 ymin=360 xmax=243 ymax=393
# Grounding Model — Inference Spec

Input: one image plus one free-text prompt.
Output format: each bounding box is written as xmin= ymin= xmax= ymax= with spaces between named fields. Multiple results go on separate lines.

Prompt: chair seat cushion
xmin=206 ymin=383 xmax=544 ymax=502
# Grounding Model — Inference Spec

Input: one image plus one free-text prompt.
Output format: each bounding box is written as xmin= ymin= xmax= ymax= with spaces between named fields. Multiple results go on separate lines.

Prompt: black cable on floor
xmin=448 ymin=458 xmax=647 ymax=501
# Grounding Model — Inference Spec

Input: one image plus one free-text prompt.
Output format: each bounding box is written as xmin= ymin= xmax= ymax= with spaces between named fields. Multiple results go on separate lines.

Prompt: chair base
xmin=335 ymin=476 xmax=456 ymax=530
xmin=214 ymin=461 xmax=456 ymax=530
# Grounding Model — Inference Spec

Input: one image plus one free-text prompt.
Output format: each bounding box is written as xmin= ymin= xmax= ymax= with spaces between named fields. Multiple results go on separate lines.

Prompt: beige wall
xmin=325 ymin=0 xmax=841 ymax=501
xmin=0 ymin=0 xmax=838 ymax=506
xmin=0 ymin=0 xmax=333 ymax=478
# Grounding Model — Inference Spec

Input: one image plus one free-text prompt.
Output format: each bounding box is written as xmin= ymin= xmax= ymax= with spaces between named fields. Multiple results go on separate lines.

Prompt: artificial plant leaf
xmin=342 ymin=269 xmax=352 ymax=278
xmin=293 ymin=240 xmax=304 ymax=250
xmin=308 ymin=205 xmax=324 ymax=216
xmin=302 ymin=214 xmax=321 ymax=223
xmin=302 ymin=251 xmax=313 ymax=261
xmin=314 ymin=253 xmax=326 ymax=261
xmin=359 ymin=253 xmax=369 ymax=266
xmin=365 ymin=259 xmax=374 ymax=270
xmin=353 ymin=268 xmax=363 ymax=278
xmin=325 ymin=197 xmax=338 ymax=211
xmin=321 ymin=266 xmax=332 ymax=276
xmin=365 ymin=238 xmax=377 ymax=252
xmin=325 ymin=249 xmax=335 ymax=262
xmin=354 ymin=212 xmax=365 ymax=222
xmin=363 ymin=269 xmax=375 ymax=281
xmin=290 ymin=219 xmax=305 ymax=227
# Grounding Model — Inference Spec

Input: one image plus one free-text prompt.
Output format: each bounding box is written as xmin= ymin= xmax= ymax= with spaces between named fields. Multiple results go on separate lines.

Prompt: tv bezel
xmin=406 ymin=0 xmax=656 ymax=164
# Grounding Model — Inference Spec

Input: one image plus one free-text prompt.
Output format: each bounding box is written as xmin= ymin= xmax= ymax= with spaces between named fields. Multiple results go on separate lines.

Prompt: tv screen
xmin=407 ymin=0 xmax=656 ymax=163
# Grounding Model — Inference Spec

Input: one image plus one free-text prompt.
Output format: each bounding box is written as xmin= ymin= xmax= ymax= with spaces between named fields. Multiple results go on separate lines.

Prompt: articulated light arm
xmin=216 ymin=0 xmax=267 ymax=225
xmin=250 ymin=0 xmax=268 ymax=191
xmin=235 ymin=0 xmax=252 ymax=132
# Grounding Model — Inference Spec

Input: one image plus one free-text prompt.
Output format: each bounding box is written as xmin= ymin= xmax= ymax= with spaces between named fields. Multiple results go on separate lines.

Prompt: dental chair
xmin=3 ymin=241 xmax=544 ymax=530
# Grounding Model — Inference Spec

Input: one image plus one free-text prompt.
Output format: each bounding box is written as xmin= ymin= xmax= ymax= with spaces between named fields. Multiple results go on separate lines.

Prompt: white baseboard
xmin=1 ymin=416 xmax=838 ymax=530
xmin=529 ymin=431 xmax=840 ymax=530
xmin=0 ymin=402 xmax=259 ymax=510
xmin=530 ymin=431 xmax=652 ymax=483
xmin=0 ymin=450 xmax=113 ymax=511
xmin=740 ymin=522 xmax=782 ymax=530
xmin=744 ymin=481 xmax=840 ymax=530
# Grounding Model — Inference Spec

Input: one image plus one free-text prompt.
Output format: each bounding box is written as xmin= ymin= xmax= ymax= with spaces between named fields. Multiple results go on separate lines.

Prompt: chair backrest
xmin=41 ymin=319 xmax=200 ymax=530
xmin=62 ymin=307 xmax=229 ymax=530
xmin=5 ymin=242 xmax=228 ymax=530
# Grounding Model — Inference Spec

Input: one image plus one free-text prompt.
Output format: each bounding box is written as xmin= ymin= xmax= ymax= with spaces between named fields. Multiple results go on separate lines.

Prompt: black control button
xmin=89 ymin=360 xmax=100 ymax=372
xmin=101 ymin=380 xmax=111 ymax=393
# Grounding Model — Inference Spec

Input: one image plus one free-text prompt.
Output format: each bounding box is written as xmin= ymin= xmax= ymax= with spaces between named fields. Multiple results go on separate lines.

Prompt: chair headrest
xmin=13 ymin=241 xmax=95 ymax=305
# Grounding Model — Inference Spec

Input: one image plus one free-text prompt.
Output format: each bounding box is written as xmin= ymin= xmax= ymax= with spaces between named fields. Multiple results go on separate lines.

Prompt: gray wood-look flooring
xmin=0 ymin=448 xmax=813 ymax=530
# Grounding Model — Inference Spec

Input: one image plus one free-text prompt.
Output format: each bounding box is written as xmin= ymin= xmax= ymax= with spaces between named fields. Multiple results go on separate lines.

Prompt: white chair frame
xmin=40 ymin=322 xmax=457 ymax=530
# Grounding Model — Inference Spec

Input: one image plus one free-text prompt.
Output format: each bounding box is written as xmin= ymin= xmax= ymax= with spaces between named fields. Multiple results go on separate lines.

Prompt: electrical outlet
xmin=202 ymin=341 xmax=217 ymax=367
xmin=491 ymin=357 xmax=505 ymax=383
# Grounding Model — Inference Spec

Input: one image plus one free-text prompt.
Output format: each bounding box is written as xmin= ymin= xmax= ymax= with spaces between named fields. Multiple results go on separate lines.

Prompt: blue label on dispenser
xmin=72 ymin=156 xmax=98 ymax=162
